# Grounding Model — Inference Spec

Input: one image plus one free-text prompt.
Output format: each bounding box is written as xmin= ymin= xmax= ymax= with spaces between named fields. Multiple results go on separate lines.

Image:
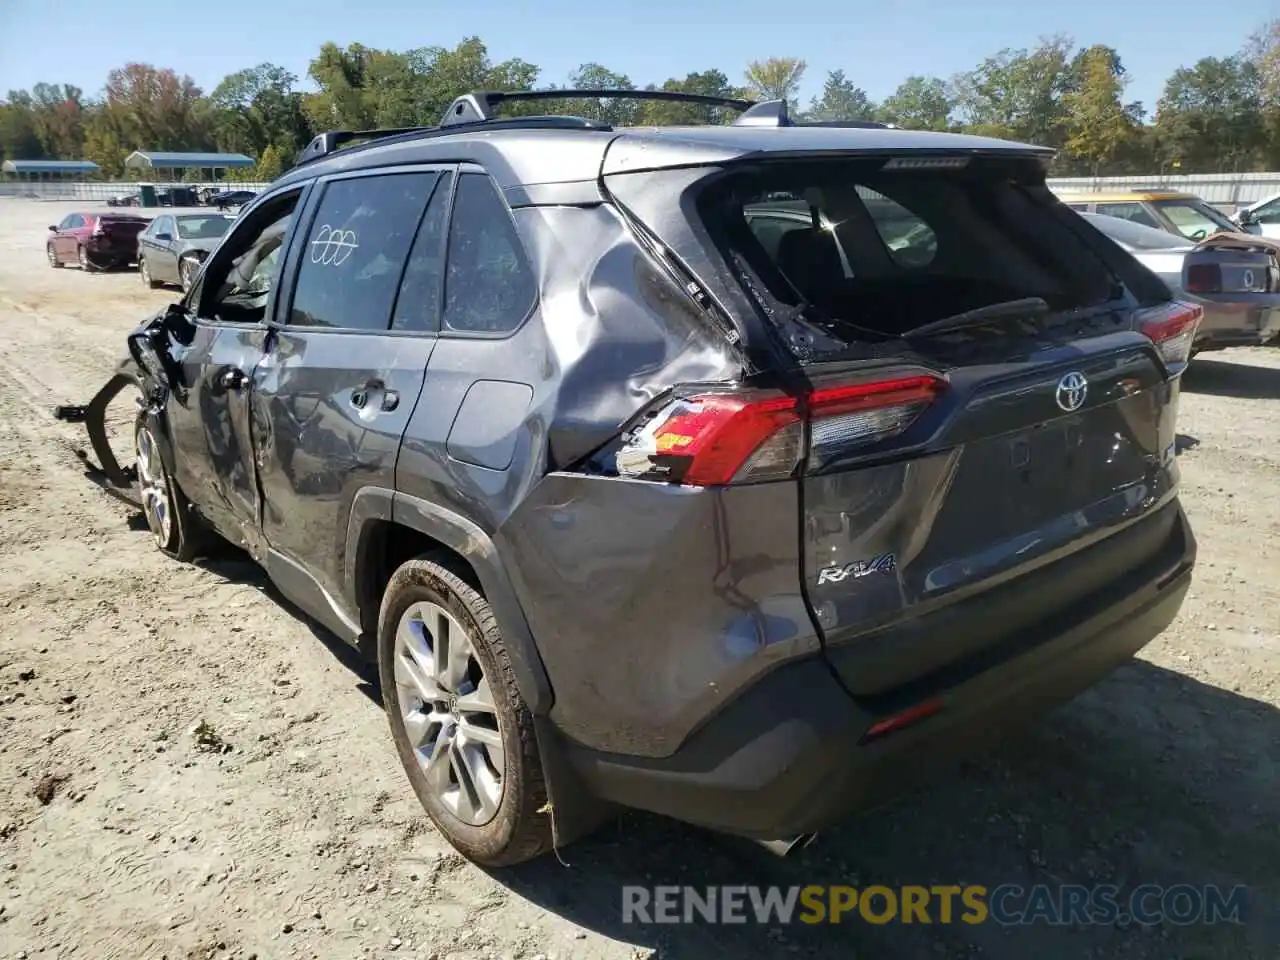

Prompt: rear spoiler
xmin=1194 ymin=230 xmax=1280 ymax=256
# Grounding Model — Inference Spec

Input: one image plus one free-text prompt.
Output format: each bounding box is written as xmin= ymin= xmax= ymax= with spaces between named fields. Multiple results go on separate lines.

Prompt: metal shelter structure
xmin=123 ymin=151 xmax=255 ymax=182
xmin=2 ymin=159 xmax=100 ymax=183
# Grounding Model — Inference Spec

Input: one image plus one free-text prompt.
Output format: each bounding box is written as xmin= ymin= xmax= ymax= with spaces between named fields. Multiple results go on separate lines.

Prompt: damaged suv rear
xmin=58 ymin=92 xmax=1197 ymax=866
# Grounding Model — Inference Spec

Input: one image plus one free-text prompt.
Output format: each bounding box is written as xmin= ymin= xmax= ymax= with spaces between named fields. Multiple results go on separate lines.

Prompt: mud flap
xmin=533 ymin=715 xmax=615 ymax=853
xmin=52 ymin=368 xmax=144 ymax=509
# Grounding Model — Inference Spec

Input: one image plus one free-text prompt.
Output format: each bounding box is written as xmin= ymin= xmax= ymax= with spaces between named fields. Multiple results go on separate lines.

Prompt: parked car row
xmin=106 ymin=187 xmax=257 ymax=210
xmin=46 ymin=210 xmax=234 ymax=291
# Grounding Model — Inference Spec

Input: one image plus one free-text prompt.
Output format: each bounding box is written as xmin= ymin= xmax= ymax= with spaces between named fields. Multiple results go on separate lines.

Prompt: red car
xmin=47 ymin=212 xmax=150 ymax=271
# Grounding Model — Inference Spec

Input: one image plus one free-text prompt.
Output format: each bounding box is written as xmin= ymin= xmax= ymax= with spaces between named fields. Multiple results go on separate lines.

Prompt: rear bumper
xmin=1194 ymin=299 xmax=1280 ymax=349
xmin=566 ymin=503 xmax=1195 ymax=840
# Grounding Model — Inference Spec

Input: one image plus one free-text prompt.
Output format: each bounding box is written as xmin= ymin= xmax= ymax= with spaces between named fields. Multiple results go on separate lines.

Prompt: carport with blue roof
xmin=123 ymin=150 xmax=255 ymax=182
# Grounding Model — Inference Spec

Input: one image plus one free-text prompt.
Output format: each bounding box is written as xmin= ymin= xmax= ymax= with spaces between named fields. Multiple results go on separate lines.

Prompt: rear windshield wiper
xmin=904 ymin=297 xmax=1049 ymax=340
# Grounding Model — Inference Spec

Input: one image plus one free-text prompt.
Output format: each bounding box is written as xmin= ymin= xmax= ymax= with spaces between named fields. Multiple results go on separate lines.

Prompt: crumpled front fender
xmin=52 ymin=355 xmax=148 ymax=505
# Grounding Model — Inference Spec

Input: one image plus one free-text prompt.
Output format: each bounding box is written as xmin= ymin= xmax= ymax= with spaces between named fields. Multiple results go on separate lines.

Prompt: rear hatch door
xmin=603 ymin=143 xmax=1195 ymax=698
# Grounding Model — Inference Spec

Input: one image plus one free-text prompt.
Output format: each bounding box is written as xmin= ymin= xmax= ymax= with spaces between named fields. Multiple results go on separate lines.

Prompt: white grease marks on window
xmin=309 ymin=224 xmax=358 ymax=266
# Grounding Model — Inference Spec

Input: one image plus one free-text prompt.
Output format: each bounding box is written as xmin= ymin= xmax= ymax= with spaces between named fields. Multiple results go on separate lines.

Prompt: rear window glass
xmin=698 ymin=159 xmax=1117 ymax=354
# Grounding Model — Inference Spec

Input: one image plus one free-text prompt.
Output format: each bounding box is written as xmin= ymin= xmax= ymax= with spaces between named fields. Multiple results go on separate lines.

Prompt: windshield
xmin=1153 ymin=199 xmax=1236 ymax=240
xmin=1081 ymin=213 xmax=1192 ymax=251
xmin=177 ymin=216 xmax=233 ymax=240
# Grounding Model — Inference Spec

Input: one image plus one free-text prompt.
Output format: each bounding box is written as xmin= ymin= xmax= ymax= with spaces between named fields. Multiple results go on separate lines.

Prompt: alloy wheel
xmin=393 ymin=601 xmax=504 ymax=825
xmin=140 ymin=258 xmax=151 ymax=286
xmin=78 ymin=246 xmax=89 ymax=270
xmin=46 ymin=245 xmax=57 ymax=266
xmin=179 ymin=259 xmax=194 ymax=292
xmin=135 ymin=427 xmax=172 ymax=547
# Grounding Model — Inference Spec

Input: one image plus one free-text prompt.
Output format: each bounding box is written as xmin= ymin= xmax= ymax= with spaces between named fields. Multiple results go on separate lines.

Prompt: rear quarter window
xmin=441 ymin=173 xmax=537 ymax=335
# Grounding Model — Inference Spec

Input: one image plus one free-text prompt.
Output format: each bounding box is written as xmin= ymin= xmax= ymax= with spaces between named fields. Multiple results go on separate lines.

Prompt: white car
xmin=1235 ymin=193 xmax=1280 ymax=238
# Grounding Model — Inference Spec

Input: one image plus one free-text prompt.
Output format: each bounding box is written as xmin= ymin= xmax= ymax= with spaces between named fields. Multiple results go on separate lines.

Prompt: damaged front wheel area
xmin=133 ymin=416 xmax=205 ymax=562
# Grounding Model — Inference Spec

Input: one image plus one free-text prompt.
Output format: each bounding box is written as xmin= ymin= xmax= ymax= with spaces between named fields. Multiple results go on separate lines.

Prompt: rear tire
xmin=134 ymin=418 xmax=206 ymax=562
xmin=47 ymin=244 xmax=62 ymax=268
xmin=378 ymin=556 xmax=554 ymax=867
xmin=77 ymin=244 xmax=100 ymax=272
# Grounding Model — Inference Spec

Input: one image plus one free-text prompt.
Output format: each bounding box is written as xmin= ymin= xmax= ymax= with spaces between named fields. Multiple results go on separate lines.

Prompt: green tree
xmin=878 ymin=76 xmax=953 ymax=130
xmin=0 ymin=92 xmax=44 ymax=160
xmin=254 ymin=143 xmax=286 ymax=180
xmin=744 ymin=57 xmax=807 ymax=108
xmin=1156 ymin=56 xmax=1264 ymax=172
xmin=953 ymin=35 xmax=1075 ymax=146
xmin=636 ymin=70 xmax=743 ymax=125
xmin=1062 ymin=45 xmax=1136 ymax=174
xmin=805 ymin=70 xmax=875 ymax=121
xmin=209 ymin=63 xmax=311 ymax=158
xmin=565 ymin=62 xmax=639 ymax=125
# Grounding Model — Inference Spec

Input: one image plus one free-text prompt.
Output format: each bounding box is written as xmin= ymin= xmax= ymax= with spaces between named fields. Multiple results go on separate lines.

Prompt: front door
xmin=150 ymin=215 xmax=180 ymax=282
xmin=54 ymin=215 xmax=80 ymax=260
xmin=250 ymin=166 xmax=452 ymax=607
xmin=163 ymin=186 xmax=310 ymax=555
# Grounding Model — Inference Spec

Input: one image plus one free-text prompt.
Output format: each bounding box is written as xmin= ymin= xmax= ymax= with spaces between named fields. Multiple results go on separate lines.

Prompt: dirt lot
xmin=0 ymin=198 xmax=1277 ymax=960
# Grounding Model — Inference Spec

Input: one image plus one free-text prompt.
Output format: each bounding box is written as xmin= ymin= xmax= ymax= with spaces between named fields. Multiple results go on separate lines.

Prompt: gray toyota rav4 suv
xmin=62 ymin=90 xmax=1198 ymax=867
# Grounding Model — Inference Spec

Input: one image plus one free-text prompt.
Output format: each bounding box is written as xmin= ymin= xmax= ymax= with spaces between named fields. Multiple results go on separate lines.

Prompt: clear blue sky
xmin=0 ymin=0 xmax=1273 ymax=113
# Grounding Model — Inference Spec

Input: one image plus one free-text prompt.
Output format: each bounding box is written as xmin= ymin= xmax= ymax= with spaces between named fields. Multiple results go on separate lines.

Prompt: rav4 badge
xmin=816 ymin=553 xmax=898 ymax=585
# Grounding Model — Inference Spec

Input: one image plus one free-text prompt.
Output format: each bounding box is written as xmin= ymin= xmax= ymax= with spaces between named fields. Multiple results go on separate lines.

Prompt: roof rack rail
xmin=799 ymin=119 xmax=893 ymax=130
xmin=296 ymin=127 xmax=428 ymax=167
xmin=293 ymin=115 xmax=613 ymax=168
xmin=291 ymin=89 xmax=895 ymax=169
xmin=438 ymin=88 xmax=758 ymax=127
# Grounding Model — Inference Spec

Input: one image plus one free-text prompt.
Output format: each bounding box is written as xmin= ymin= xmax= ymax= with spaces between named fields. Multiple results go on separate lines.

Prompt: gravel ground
xmin=1 ymin=199 xmax=1277 ymax=960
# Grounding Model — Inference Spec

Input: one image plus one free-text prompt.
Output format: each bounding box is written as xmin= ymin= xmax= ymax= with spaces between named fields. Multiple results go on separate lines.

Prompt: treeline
xmin=2 ymin=23 xmax=1279 ymax=181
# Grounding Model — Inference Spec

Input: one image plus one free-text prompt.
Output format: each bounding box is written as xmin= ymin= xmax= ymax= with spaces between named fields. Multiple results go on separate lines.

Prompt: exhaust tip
xmin=755 ymin=833 xmax=818 ymax=857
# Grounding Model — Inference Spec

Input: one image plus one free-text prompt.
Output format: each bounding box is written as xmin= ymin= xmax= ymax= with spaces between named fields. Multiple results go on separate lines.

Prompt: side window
xmin=1096 ymin=203 xmax=1161 ymax=229
xmin=392 ymin=172 xmax=453 ymax=333
xmin=289 ymin=172 xmax=438 ymax=331
xmin=57 ymin=215 xmax=75 ymax=230
xmin=199 ymin=188 xmax=304 ymax=325
xmin=154 ymin=216 xmax=172 ymax=238
xmin=442 ymin=173 xmax=537 ymax=335
xmin=859 ymin=188 xmax=938 ymax=268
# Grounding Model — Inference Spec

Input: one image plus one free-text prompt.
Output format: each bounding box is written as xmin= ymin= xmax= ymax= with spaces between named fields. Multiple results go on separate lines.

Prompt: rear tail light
xmin=91 ymin=219 xmax=105 ymax=238
xmin=1137 ymin=300 xmax=1202 ymax=367
xmin=615 ymin=374 xmax=945 ymax=486
xmin=1184 ymin=263 xmax=1221 ymax=294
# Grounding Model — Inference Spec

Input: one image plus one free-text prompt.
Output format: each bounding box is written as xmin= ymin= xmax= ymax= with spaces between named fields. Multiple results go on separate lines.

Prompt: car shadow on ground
xmin=1183 ymin=355 xmax=1280 ymax=400
xmin=147 ymin=529 xmax=1279 ymax=959
xmin=495 ymin=661 xmax=1280 ymax=959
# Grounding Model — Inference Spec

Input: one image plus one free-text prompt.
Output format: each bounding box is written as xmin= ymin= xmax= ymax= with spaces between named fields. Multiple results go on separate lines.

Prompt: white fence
xmin=0 ymin=180 xmax=274 ymax=201
xmin=1045 ymin=172 xmax=1280 ymax=210
xmin=5 ymin=173 xmax=1280 ymax=210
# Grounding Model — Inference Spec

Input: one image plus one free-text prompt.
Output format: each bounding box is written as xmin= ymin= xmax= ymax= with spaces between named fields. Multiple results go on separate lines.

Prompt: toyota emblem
xmin=1055 ymin=371 xmax=1088 ymax=412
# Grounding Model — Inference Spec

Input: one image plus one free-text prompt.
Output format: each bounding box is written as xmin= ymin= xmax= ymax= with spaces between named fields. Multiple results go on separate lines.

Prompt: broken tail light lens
xmin=615 ymin=374 xmax=945 ymax=486
xmin=1137 ymin=300 xmax=1203 ymax=368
